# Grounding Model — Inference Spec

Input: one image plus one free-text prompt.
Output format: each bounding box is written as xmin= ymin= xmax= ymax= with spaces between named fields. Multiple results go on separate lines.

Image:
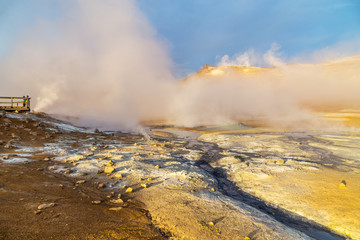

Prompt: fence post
xmin=11 ymin=97 xmax=13 ymax=108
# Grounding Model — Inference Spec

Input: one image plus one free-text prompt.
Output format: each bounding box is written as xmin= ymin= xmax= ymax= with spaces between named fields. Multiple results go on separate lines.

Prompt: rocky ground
xmin=0 ymin=112 xmax=166 ymax=240
xmin=1 ymin=111 xmax=358 ymax=239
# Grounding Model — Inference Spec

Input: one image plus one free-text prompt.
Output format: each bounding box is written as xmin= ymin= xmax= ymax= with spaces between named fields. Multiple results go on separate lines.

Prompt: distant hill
xmin=180 ymin=54 xmax=360 ymax=111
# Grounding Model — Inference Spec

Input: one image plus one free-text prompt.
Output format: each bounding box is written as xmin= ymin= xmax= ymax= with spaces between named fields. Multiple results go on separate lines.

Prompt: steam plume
xmin=0 ymin=0 xmax=175 ymax=130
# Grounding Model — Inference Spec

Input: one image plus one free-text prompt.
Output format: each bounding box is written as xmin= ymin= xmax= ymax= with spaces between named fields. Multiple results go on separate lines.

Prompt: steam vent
xmin=1 ymin=1 xmax=360 ymax=239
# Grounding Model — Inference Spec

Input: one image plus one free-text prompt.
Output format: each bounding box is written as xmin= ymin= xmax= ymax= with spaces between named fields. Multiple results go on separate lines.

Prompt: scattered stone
xmin=34 ymin=210 xmax=42 ymax=215
xmin=11 ymin=133 xmax=20 ymax=139
xmin=94 ymin=128 xmax=100 ymax=133
xmin=339 ymin=180 xmax=347 ymax=189
xmin=59 ymin=184 xmax=64 ymax=188
xmin=274 ymin=158 xmax=285 ymax=164
xmin=65 ymin=169 xmax=73 ymax=174
xmin=107 ymin=160 xmax=114 ymax=166
xmin=110 ymin=199 xmax=124 ymax=204
xmin=91 ymin=200 xmax=102 ymax=205
xmin=244 ymin=237 xmax=251 ymax=240
xmin=4 ymin=142 xmax=16 ymax=149
xmin=109 ymin=207 xmax=122 ymax=211
xmin=141 ymin=183 xmax=147 ymax=188
xmin=104 ymin=166 xmax=115 ymax=174
xmin=125 ymin=187 xmax=133 ymax=193
xmin=207 ymin=221 xmax=214 ymax=226
xmin=3 ymin=155 xmax=9 ymax=160
xmin=147 ymin=177 xmax=153 ymax=182
xmin=117 ymin=194 xmax=121 ymax=199
xmin=114 ymin=172 xmax=123 ymax=179
xmin=210 ymin=188 xmax=216 ymax=192
xmin=155 ymin=165 xmax=161 ymax=169
xmin=190 ymin=190 xmax=196 ymax=193
xmin=97 ymin=169 xmax=104 ymax=174
xmin=98 ymin=183 xmax=105 ymax=188
xmin=76 ymin=180 xmax=86 ymax=184
xmin=38 ymin=203 xmax=56 ymax=210
xmin=36 ymin=168 xmax=44 ymax=171
xmin=122 ymin=185 xmax=127 ymax=189
xmin=85 ymin=151 xmax=94 ymax=156
xmin=43 ymin=157 xmax=50 ymax=161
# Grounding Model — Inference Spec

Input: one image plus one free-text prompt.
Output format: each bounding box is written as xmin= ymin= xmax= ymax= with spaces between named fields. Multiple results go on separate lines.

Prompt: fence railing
xmin=0 ymin=96 xmax=31 ymax=112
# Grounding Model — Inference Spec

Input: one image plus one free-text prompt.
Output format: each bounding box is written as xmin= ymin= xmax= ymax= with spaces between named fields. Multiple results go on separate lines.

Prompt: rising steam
xmin=0 ymin=0 xmax=175 ymax=130
xmin=1 ymin=0 xmax=359 ymax=130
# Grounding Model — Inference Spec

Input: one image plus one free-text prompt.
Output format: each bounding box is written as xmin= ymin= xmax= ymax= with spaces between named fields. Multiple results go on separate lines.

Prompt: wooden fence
xmin=0 ymin=96 xmax=31 ymax=112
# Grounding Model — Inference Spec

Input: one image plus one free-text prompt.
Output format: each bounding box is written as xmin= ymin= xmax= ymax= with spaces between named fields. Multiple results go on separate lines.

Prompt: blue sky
xmin=137 ymin=0 xmax=360 ymax=74
xmin=1 ymin=0 xmax=360 ymax=76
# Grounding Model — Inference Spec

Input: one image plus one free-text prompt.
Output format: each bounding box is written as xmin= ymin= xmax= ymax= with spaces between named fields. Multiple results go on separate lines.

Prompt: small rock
xmin=122 ymin=185 xmax=127 ymax=189
xmin=141 ymin=183 xmax=147 ymax=188
xmin=114 ymin=172 xmax=123 ymax=179
xmin=34 ymin=210 xmax=42 ymax=215
xmin=244 ymin=237 xmax=251 ymax=240
xmin=4 ymin=143 xmax=15 ymax=149
xmin=38 ymin=203 xmax=56 ymax=210
xmin=117 ymin=194 xmax=121 ymax=199
xmin=210 ymin=188 xmax=216 ymax=192
xmin=43 ymin=157 xmax=50 ymax=161
xmin=274 ymin=158 xmax=285 ymax=164
xmin=91 ymin=200 xmax=102 ymax=205
xmin=147 ymin=177 xmax=153 ymax=182
xmin=59 ymin=184 xmax=64 ymax=188
xmin=207 ymin=221 xmax=214 ymax=226
xmin=11 ymin=133 xmax=20 ymax=139
xmin=110 ymin=199 xmax=124 ymax=204
xmin=190 ymin=190 xmax=196 ymax=193
xmin=85 ymin=152 xmax=94 ymax=156
xmin=98 ymin=183 xmax=105 ymax=188
xmin=65 ymin=169 xmax=73 ymax=174
xmin=109 ymin=207 xmax=122 ymax=211
xmin=339 ymin=180 xmax=347 ymax=189
xmin=3 ymin=155 xmax=9 ymax=160
xmin=76 ymin=180 xmax=86 ymax=184
xmin=155 ymin=165 xmax=161 ymax=169
xmin=104 ymin=166 xmax=115 ymax=174
xmin=125 ymin=187 xmax=133 ymax=193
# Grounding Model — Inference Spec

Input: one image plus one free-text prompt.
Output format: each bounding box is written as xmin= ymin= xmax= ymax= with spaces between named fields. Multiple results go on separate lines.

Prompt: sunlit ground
xmin=197 ymin=111 xmax=360 ymax=239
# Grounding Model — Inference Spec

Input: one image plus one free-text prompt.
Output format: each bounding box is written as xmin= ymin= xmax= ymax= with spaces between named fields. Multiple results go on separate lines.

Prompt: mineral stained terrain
xmin=1 ymin=112 xmax=359 ymax=239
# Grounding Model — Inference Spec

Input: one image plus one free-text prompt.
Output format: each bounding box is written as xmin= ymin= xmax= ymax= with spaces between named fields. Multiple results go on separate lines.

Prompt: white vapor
xmin=0 ymin=0 xmax=175 ymax=130
xmin=218 ymin=43 xmax=285 ymax=67
xmin=1 ymin=1 xmax=359 ymax=131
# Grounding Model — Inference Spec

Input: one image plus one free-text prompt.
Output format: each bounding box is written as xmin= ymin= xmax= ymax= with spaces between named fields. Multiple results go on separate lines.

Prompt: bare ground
xmin=0 ymin=113 xmax=166 ymax=240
